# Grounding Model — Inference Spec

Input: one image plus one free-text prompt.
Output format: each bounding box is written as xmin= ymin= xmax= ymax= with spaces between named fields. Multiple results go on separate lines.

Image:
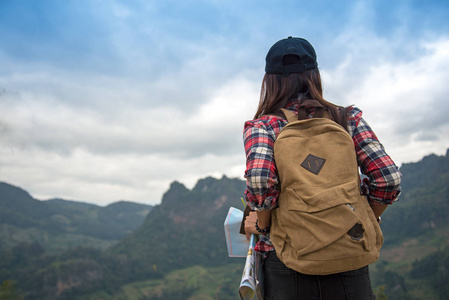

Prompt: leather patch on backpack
xmin=301 ymin=154 xmax=326 ymax=175
xmin=348 ymin=223 xmax=364 ymax=241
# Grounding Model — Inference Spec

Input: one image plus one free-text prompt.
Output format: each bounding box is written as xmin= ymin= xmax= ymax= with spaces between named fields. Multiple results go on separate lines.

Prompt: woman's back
xmin=243 ymin=35 xmax=401 ymax=300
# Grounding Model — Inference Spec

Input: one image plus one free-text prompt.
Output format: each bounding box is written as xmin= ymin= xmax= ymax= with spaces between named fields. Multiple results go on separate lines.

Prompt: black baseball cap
xmin=265 ymin=36 xmax=318 ymax=74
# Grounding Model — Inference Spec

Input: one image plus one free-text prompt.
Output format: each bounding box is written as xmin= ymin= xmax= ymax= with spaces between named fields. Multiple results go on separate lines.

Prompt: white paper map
xmin=224 ymin=207 xmax=250 ymax=257
xmin=224 ymin=207 xmax=264 ymax=299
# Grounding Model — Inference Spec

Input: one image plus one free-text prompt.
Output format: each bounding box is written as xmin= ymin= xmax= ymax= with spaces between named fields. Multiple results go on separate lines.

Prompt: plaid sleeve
xmin=243 ymin=117 xmax=283 ymax=211
xmin=349 ymin=107 xmax=402 ymax=205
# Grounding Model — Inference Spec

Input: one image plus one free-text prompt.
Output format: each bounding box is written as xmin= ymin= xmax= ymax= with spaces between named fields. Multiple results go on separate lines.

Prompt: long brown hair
xmin=253 ymin=68 xmax=348 ymax=130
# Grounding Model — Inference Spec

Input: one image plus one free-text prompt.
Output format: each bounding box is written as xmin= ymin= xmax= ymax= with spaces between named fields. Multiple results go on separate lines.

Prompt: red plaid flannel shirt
xmin=243 ymin=100 xmax=402 ymax=253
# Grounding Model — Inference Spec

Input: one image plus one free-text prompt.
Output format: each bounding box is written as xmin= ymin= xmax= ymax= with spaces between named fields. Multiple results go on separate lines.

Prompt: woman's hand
xmin=244 ymin=211 xmax=259 ymax=240
xmin=244 ymin=210 xmax=272 ymax=240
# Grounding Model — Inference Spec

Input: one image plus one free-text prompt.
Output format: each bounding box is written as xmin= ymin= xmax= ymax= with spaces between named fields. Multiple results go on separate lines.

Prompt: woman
xmin=243 ymin=37 xmax=401 ymax=299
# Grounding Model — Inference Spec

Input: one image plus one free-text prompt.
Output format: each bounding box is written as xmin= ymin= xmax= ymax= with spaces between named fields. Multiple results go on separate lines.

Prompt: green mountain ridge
xmin=111 ymin=176 xmax=246 ymax=276
xmin=1 ymin=176 xmax=246 ymax=299
xmin=369 ymin=149 xmax=449 ymax=300
xmin=379 ymin=149 xmax=449 ymax=244
xmin=0 ymin=182 xmax=152 ymax=253
xmin=1 ymin=150 xmax=449 ymax=299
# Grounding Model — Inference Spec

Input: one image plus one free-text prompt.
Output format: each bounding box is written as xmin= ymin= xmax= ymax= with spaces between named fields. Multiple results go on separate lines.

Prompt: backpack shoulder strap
xmin=281 ymin=99 xmax=331 ymax=122
xmin=280 ymin=99 xmax=346 ymax=125
xmin=280 ymin=108 xmax=298 ymax=123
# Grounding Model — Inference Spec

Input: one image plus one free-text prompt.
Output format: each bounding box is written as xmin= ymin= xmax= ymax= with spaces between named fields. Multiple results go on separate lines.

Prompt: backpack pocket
xmin=284 ymin=181 xmax=359 ymax=213
xmin=275 ymin=185 xmax=372 ymax=258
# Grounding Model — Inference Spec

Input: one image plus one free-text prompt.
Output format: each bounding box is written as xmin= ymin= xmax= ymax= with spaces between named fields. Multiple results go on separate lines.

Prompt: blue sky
xmin=1 ymin=0 xmax=448 ymax=205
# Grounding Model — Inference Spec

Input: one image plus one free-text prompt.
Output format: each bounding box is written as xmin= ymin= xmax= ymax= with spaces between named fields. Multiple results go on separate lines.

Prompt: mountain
xmin=0 ymin=176 xmax=246 ymax=299
xmin=370 ymin=149 xmax=449 ymax=300
xmin=379 ymin=149 xmax=449 ymax=243
xmin=0 ymin=182 xmax=152 ymax=253
xmin=1 ymin=150 xmax=449 ymax=299
xmin=111 ymin=176 xmax=246 ymax=276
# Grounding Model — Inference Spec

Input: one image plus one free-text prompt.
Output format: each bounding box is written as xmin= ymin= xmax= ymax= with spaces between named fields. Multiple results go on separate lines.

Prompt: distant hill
xmin=111 ymin=176 xmax=246 ymax=276
xmin=1 ymin=150 xmax=449 ymax=299
xmin=370 ymin=149 xmax=449 ymax=300
xmin=380 ymin=149 xmax=449 ymax=244
xmin=0 ymin=182 xmax=152 ymax=253
xmin=0 ymin=176 xmax=246 ymax=299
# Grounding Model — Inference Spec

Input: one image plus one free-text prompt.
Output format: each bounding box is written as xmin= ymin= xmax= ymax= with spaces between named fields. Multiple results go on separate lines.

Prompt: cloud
xmin=1 ymin=0 xmax=449 ymax=206
xmin=0 ymin=71 xmax=259 ymax=155
xmin=323 ymin=37 xmax=449 ymax=164
xmin=0 ymin=74 xmax=259 ymax=204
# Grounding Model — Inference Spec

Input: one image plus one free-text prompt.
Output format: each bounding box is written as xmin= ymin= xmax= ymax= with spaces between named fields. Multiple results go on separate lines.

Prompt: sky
xmin=1 ymin=0 xmax=448 ymax=206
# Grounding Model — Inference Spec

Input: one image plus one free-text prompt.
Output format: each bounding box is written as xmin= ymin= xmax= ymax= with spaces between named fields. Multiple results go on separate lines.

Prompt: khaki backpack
xmin=270 ymin=100 xmax=383 ymax=275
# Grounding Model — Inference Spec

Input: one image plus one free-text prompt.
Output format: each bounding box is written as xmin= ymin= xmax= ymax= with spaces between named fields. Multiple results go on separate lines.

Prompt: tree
xmin=0 ymin=281 xmax=22 ymax=300
xmin=374 ymin=286 xmax=389 ymax=300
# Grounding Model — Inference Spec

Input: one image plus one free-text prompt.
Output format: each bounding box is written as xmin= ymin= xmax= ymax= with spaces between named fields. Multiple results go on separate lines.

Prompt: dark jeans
xmin=263 ymin=252 xmax=375 ymax=300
